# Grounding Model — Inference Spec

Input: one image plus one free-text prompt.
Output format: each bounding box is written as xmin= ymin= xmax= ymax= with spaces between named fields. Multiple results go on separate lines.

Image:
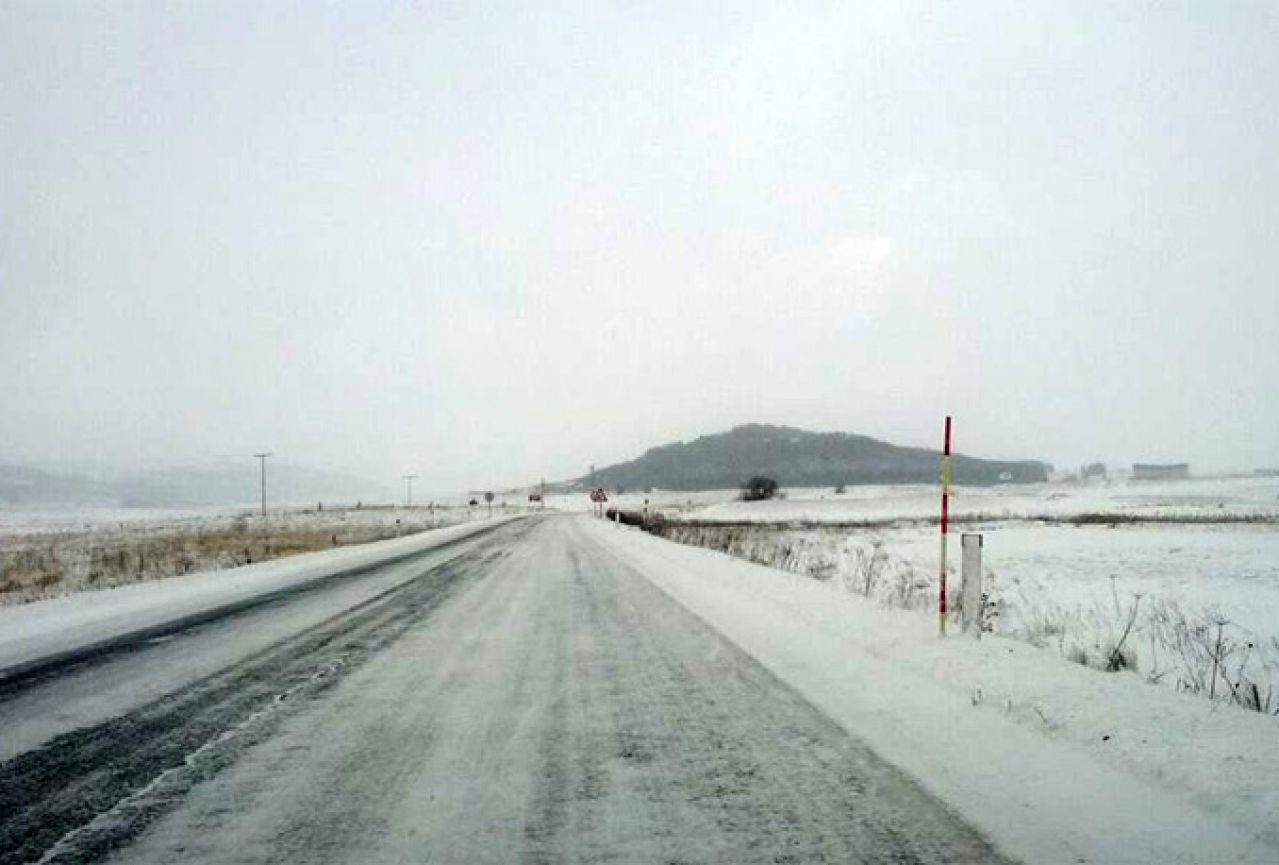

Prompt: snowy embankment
xmin=0 ymin=516 xmax=519 ymax=677
xmin=585 ymin=517 xmax=1279 ymax=864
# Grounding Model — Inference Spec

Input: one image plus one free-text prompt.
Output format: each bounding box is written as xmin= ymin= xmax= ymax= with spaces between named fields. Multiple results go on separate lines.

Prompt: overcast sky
xmin=3 ymin=2 xmax=1277 ymax=491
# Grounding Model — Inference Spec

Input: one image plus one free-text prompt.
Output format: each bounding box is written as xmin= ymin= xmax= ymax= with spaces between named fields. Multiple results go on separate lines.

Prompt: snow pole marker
xmin=939 ymin=415 xmax=953 ymax=637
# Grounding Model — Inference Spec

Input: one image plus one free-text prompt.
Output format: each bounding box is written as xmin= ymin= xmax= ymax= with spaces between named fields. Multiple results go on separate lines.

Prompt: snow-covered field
xmin=886 ymin=521 xmax=1279 ymax=637
xmin=0 ymin=500 xmax=518 ymax=534
xmin=676 ymin=475 xmax=1279 ymax=524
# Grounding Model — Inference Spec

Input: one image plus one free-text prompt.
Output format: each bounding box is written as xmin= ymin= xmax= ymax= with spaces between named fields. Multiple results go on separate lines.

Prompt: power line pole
xmin=402 ymin=473 xmax=418 ymax=507
xmin=254 ymin=452 xmax=272 ymax=518
xmin=938 ymin=416 xmax=953 ymax=637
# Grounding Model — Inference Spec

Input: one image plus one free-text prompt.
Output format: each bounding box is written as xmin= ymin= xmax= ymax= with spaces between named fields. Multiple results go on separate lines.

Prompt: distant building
xmin=1132 ymin=463 xmax=1189 ymax=480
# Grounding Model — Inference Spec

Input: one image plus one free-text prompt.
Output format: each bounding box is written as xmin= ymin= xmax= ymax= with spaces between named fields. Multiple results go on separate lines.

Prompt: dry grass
xmin=0 ymin=507 xmax=476 ymax=604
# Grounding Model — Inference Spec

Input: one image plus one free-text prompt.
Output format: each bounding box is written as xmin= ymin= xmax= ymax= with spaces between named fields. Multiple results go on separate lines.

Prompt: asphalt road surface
xmin=1 ymin=516 xmax=1013 ymax=864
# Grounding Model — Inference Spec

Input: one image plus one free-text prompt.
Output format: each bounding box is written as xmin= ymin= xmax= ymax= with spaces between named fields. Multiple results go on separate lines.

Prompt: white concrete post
xmin=961 ymin=533 xmax=983 ymax=637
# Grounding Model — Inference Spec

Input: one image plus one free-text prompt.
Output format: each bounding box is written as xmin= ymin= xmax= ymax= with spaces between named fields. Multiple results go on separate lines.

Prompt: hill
xmin=0 ymin=461 xmax=394 ymax=509
xmin=578 ymin=424 xmax=1047 ymax=491
xmin=0 ymin=465 xmax=115 ymax=507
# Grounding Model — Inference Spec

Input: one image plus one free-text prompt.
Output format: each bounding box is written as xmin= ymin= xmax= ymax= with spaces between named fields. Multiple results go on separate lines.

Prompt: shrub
xmin=741 ymin=476 xmax=779 ymax=501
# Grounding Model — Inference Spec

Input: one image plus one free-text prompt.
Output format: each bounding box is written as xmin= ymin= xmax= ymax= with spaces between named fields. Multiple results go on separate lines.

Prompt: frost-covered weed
xmin=1003 ymin=585 xmax=1277 ymax=713
xmin=657 ymin=524 xmax=940 ymax=611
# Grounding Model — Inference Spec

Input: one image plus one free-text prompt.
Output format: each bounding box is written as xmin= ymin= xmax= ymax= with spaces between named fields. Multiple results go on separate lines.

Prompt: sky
xmin=3 ymin=1 xmax=1277 ymax=492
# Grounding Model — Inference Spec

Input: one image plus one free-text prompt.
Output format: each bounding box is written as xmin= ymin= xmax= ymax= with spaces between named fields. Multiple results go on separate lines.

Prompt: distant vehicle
xmin=528 ymin=492 xmax=542 ymax=503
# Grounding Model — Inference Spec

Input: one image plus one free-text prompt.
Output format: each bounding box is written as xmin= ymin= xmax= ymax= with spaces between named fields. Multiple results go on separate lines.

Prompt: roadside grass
xmin=0 ymin=507 xmax=472 ymax=604
xmin=647 ymin=519 xmax=1279 ymax=717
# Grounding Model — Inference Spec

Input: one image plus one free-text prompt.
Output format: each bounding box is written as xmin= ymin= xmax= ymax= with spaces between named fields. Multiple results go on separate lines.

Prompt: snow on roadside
xmin=0 ymin=516 xmax=521 ymax=676
xmin=584 ymin=517 xmax=1279 ymax=865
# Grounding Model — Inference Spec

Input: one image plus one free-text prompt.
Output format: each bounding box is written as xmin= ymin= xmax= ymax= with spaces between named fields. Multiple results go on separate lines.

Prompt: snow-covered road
xmin=2 ymin=516 xmax=1008 ymax=864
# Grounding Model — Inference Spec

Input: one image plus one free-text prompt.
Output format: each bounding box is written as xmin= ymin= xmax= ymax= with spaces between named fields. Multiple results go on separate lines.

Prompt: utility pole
xmin=938 ymin=416 xmax=953 ymax=637
xmin=254 ymin=452 xmax=272 ymax=519
xmin=402 ymin=473 xmax=418 ymax=507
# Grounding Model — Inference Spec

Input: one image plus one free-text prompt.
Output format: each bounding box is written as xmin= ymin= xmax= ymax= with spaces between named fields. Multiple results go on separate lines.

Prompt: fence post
xmin=961 ymin=533 xmax=983 ymax=637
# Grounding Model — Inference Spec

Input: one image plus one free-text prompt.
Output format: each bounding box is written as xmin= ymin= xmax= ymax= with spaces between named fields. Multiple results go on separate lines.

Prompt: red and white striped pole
xmin=939 ymin=415 xmax=953 ymax=636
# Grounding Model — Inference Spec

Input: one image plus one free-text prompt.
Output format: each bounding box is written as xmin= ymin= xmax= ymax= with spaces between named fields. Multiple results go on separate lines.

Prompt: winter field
xmin=0 ymin=502 xmax=525 ymax=605
xmin=656 ymin=474 xmax=1279 ymax=524
xmin=594 ymin=476 xmax=1279 ymax=716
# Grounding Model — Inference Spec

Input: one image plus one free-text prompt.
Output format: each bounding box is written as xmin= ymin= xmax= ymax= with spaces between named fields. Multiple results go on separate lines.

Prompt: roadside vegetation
xmin=0 ymin=505 xmax=482 ymax=604
xmin=642 ymin=519 xmax=1279 ymax=717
